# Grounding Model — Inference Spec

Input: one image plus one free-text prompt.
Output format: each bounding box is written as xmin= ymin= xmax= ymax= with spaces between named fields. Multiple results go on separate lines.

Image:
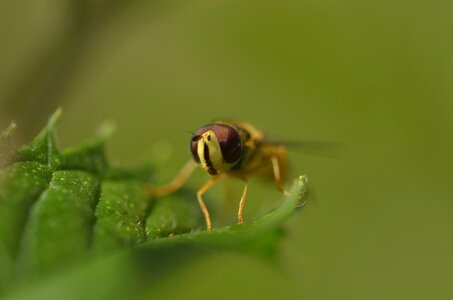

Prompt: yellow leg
xmin=197 ymin=174 xmax=223 ymax=231
xmin=271 ymin=156 xmax=290 ymax=196
xmin=147 ymin=160 xmax=197 ymax=197
xmin=237 ymin=179 xmax=248 ymax=224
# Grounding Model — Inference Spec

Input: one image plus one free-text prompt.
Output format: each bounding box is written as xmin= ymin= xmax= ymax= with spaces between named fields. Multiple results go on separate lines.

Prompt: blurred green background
xmin=1 ymin=0 xmax=452 ymax=299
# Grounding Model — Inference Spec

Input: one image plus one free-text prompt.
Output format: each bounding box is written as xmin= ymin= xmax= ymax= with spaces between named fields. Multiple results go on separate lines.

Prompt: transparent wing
xmin=261 ymin=139 xmax=344 ymax=158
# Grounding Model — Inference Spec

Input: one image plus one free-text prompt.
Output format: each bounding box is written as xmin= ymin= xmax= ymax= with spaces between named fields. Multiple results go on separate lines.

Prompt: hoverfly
xmin=147 ymin=121 xmax=291 ymax=231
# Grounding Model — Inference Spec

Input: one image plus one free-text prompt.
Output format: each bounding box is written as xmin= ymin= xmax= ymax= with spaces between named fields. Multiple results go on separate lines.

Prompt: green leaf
xmin=18 ymin=108 xmax=60 ymax=165
xmin=145 ymin=188 xmax=204 ymax=239
xmin=92 ymin=180 xmax=149 ymax=255
xmin=0 ymin=110 xmax=307 ymax=299
xmin=0 ymin=162 xmax=53 ymax=258
xmin=17 ymin=171 xmax=99 ymax=278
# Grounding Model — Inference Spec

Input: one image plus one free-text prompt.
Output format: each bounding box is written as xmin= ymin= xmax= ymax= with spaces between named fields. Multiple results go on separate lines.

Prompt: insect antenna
xmin=184 ymin=130 xmax=201 ymax=141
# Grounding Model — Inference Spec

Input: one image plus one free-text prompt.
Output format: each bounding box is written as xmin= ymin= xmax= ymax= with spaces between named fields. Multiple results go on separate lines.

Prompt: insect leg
xmin=237 ymin=178 xmax=248 ymax=224
xmin=271 ymin=156 xmax=290 ymax=196
xmin=147 ymin=160 xmax=197 ymax=197
xmin=197 ymin=174 xmax=223 ymax=230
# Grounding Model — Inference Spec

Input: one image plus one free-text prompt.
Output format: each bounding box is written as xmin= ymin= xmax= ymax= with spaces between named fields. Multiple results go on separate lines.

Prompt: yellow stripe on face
xmin=197 ymin=130 xmax=225 ymax=174
xmin=197 ymin=137 xmax=207 ymax=170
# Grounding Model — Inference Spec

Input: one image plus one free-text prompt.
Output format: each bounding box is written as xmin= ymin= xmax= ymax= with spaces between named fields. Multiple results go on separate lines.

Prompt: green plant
xmin=0 ymin=109 xmax=306 ymax=299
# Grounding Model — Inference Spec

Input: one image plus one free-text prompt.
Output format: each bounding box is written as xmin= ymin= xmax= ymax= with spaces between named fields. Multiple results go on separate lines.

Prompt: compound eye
xmin=189 ymin=124 xmax=242 ymax=165
xmin=190 ymin=134 xmax=202 ymax=162
xmin=211 ymin=124 xmax=242 ymax=164
xmin=190 ymin=125 xmax=214 ymax=162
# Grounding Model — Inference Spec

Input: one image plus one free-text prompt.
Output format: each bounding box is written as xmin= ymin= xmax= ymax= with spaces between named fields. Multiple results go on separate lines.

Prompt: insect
xmin=147 ymin=120 xmax=290 ymax=231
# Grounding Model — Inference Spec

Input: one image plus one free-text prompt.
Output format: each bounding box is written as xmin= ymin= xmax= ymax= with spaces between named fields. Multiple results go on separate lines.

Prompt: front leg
xmin=147 ymin=160 xmax=197 ymax=197
xmin=197 ymin=174 xmax=223 ymax=230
